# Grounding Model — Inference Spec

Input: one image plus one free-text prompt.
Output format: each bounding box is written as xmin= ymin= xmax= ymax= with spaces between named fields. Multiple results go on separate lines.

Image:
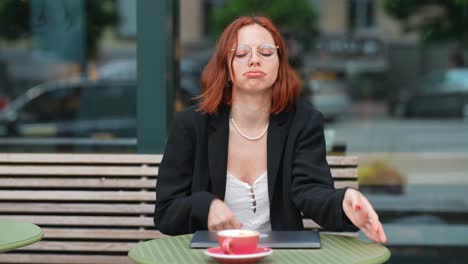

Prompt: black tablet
xmin=190 ymin=230 xmax=321 ymax=249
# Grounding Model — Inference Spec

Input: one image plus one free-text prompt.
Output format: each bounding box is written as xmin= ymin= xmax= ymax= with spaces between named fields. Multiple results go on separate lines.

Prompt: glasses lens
xmin=258 ymin=44 xmax=277 ymax=61
xmin=234 ymin=45 xmax=251 ymax=62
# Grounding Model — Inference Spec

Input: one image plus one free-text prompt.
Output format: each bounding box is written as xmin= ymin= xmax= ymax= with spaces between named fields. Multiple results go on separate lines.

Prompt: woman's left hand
xmin=343 ymin=188 xmax=387 ymax=243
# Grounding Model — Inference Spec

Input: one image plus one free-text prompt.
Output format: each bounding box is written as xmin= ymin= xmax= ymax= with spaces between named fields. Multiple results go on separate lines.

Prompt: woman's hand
xmin=208 ymin=198 xmax=242 ymax=231
xmin=343 ymin=188 xmax=387 ymax=243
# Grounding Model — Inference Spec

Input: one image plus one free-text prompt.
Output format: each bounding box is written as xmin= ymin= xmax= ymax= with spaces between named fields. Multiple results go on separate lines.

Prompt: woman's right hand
xmin=208 ymin=198 xmax=242 ymax=231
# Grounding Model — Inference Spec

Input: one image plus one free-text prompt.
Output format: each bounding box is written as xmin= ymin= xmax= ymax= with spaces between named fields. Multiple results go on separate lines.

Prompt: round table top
xmin=0 ymin=219 xmax=43 ymax=253
xmin=128 ymin=233 xmax=390 ymax=264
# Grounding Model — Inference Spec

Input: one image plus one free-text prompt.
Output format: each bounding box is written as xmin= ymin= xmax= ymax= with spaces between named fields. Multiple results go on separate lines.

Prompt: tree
xmin=383 ymin=0 xmax=468 ymax=47
xmin=211 ymin=0 xmax=318 ymax=51
xmin=0 ymin=0 xmax=118 ymax=61
xmin=84 ymin=0 xmax=119 ymax=60
xmin=0 ymin=0 xmax=30 ymax=39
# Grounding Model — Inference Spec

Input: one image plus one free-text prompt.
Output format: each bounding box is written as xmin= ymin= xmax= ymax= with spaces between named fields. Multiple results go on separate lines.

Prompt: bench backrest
xmin=0 ymin=153 xmax=357 ymax=264
xmin=0 ymin=153 xmax=161 ymax=264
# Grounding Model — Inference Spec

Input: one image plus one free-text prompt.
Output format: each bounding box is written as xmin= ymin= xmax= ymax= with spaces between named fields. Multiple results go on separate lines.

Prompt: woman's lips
xmin=244 ymin=71 xmax=266 ymax=77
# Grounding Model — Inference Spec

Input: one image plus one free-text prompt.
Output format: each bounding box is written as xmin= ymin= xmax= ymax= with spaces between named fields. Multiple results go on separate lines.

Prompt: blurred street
xmin=325 ymin=101 xmax=468 ymax=186
xmin=326 ymin=102 xmax=468 ymax=247
xmin=327 ymin=101 xmax=468 ymax=154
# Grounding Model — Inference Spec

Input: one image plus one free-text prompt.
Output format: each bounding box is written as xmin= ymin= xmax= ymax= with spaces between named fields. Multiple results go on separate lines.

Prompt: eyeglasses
xmin=230 ymin=43 xmax=279 ymax=63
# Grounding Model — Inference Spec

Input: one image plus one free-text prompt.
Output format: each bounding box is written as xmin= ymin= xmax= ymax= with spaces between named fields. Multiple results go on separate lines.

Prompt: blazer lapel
xmin=267 ymin=109 xmax=290 ymax=202
xmin=207 ymin=107 xmax=230 ymax=199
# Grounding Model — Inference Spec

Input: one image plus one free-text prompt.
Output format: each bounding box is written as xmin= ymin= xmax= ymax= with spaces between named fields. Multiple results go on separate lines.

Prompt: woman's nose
xmin=248 ymin=51 xmax=261 ymax=67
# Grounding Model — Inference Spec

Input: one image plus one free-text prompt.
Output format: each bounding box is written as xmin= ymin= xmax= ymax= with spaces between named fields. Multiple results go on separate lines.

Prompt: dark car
xmin=0 ymin=78 xmax=136 ymax=140
xmin=98 ymin=51 xmax=212 ymax=108
xmin=389 ymin=68 xmax=468 ymax=118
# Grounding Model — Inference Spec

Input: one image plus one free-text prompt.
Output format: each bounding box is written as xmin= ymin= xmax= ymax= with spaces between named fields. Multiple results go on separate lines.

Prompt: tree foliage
xmin=211 ymin=0 xmax=318 ymax=50
xmin=85 ymin=0 xmax=119 ymax=60
xmin=0 ymin=0 xmax=30 ymax=39
xmin=383 ymin=0 xmax=468 ymax=47
xmin=0 ymin=0 xmax=118 ymax=60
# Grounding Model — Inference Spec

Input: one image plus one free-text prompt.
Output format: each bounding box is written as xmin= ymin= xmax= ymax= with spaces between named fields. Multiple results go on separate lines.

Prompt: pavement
xmin=325 ymin=103 xmax=468 ymax=248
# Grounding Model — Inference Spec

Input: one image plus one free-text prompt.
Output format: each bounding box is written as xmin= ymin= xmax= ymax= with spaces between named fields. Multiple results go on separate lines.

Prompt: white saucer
xmin=204 ymin=247 xmax=272 ymax=263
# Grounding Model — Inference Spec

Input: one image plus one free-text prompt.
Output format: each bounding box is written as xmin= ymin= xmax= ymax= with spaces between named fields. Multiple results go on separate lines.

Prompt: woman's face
xmin=229 ymin=24 xmax=279 ymax=94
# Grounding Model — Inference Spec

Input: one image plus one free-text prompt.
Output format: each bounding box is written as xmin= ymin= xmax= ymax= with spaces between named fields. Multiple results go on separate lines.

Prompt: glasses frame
xmin=229 ymin=44 xmax=280 ymax=63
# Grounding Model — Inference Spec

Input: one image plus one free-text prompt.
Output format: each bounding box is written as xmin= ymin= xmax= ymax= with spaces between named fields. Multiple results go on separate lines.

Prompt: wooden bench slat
xmin=0 ymin=166 xmax=158 ymax=176
xmin=0 ymin=178 xmax=156 ymax=189
xmin=23 ymin=241 xmax=135 ymax=252
xmin=1 ymin=215 xmax=154 ymax=227
xmin=0 ymin=254 xmax=131 ymax=264
xmin=0 ymin=153 xmax=162 ymax=164
xmin=0 ymin=154 xmax=352 ymax=166
xmin=327 ymin=156 xmax=358 ymax=166
xmin=330 ymin=168 xmax=358 ymax=178
xmin=334 ymin=181 xmax=359 ymax=189
xmin=0 ymin=191 xmax=155 ymax=201
xmin=42 ymin=228 xmax=166 ymax=240
xmin=0 ymin=203 xmax=154 ymax=214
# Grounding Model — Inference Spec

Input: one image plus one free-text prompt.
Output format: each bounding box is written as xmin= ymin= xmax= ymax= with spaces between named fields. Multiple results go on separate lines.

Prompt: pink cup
xmin=217 ymin=229 xmax=259 ymax=255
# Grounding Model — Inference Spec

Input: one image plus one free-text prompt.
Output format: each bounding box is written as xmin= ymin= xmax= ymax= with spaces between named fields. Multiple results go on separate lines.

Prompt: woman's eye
xmin=260 ymin=49 xmax=274 ymax=56
xmin=235 ymin=51 xmax=249 ymax=58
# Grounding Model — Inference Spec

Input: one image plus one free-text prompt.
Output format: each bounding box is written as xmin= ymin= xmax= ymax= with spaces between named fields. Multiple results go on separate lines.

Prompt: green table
xmin=129 ymin=233 xmax=390 ymax=264
xmin=0 ymin=219 xmax=43 ymax=253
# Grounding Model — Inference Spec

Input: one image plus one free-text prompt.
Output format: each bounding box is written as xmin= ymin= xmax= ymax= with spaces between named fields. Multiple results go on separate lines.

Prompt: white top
xmin=224 ymin=171 xmax=272 ymax=232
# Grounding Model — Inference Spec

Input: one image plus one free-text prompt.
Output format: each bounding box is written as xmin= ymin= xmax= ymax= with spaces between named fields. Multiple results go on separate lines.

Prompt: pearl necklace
xmin=230 ymin=116 xmax=269 ymax=141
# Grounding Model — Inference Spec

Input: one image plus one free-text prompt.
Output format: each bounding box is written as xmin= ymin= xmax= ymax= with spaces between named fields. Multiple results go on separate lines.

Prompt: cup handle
xmin=221 ymin=238 xmax=232 ymax=254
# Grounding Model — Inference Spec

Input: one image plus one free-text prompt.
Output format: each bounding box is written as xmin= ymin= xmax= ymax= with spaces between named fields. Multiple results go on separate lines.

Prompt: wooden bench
xmin=0 ymin=153 xmax=357 ymax=264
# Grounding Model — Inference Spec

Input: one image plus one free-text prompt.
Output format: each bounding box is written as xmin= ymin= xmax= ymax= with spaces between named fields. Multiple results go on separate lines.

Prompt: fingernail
xmin=355 ymin=204 xmax=361 ymax=211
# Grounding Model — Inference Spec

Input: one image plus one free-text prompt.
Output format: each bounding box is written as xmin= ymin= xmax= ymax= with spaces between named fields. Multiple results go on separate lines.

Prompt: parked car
xmin=0 ymin=78 xmax=136 ymax=139
xmin=389 ymin=68 xmax=468 ymax=118
xmin=98 ymin=51 xmax=211 ymax=108
xmin=305 ymin=77 xmax=351 ymax=120
xmin=0 ymin=96 xmax=8 ymax=110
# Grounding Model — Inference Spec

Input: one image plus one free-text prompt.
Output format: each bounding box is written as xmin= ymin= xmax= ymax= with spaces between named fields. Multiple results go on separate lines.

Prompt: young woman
xmin=155 ymin=16 xmax=386 ymax=243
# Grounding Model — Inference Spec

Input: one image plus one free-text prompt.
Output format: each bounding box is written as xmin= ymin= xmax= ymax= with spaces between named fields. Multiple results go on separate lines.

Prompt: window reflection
xmin=0 ymin=0 xmax=136 ymax=152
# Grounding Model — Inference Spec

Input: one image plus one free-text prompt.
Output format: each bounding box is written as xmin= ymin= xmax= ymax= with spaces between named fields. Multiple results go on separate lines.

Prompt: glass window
xmin=0 ymin=0 xmax=137 ymax=152
xmin=20 ymin=85 xmax=82 ymax=122
xmin=348 ymin=0 xmax=376 ymax=31
xmin=79 ymin=82 xmax=136 ymax=119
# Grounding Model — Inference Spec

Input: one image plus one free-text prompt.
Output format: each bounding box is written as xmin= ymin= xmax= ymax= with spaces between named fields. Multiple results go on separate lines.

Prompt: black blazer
xmin=155 ymin=100 xmax=356 ymax=235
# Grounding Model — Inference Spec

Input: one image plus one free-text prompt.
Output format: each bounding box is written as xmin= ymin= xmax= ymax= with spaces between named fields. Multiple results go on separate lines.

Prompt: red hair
xmin=198 ymin=16 xmax=301 ymax=114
